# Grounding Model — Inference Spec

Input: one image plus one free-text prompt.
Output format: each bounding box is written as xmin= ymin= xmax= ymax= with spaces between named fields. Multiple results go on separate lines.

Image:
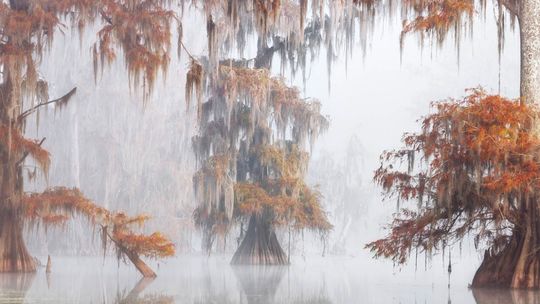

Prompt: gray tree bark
xmin=520 ymin=0 xmax=540 ymax=104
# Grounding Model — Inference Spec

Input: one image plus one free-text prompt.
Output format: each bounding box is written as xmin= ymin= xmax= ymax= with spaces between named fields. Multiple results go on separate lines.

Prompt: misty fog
xmin=0 ymin=1 xmax=535 ymax=303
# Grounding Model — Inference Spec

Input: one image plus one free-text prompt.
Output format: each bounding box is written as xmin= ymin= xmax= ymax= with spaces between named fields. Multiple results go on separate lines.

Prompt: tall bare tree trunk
xmin=473 ymin=0 xmax=540 ymax=288
xmin=519 ymin=0 xmax=540 ymax=105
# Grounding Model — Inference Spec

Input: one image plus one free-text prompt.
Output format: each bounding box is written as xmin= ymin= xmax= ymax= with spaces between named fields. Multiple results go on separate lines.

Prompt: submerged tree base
xmin=0 ymin=213 xmax=36 ymax=273
xmin=472 ymin=226 xmax=540 ymax=289
xmin=231 ymin=215 xmax=288 ymax=265
xmin=124 ymin=250 xmax=157 ymax=278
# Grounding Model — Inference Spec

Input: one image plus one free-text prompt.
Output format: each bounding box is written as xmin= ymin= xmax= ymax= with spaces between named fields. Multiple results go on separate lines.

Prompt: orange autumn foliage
xmin=235 ymin=181 xmax=332 ymax=231
xmin=0 ymin=124 xmax=50 ymax=172
xmin=92 ymin=0 xmax=174 ymax=95
xmin=193 ymin=143 xmax=331 ymax=252
xmin=0 ymin=0 xmax=174 ymax=106
xmin=367 ymin=89 xmax=540 ymax=264
xmin=23 ymin=187 xmax=175 ymax=260
xmin=233 ymin=144 xmax=332 ymax=232
xmin=401 ymin=0 xmax=474 ymax=38
xmin=192 ymin=62 xmax=330 ymax=252
xmin=0 ymin=0 xmax=174 ymax=275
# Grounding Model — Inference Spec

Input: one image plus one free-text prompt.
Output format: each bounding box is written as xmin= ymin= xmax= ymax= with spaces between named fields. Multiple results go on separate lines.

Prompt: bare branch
xmin=179 ymin=40 xmax=195 ymax=61
xmin=99 ymin=9 xmax=113 ymax=25
xmin=18 ymin=87 xmax=77 ymax=122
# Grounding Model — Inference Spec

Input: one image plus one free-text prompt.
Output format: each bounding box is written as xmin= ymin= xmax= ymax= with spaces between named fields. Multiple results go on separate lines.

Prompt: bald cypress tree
xmin=191 ymin=63 xmax=330 ymax=264
xmin=0 ymin=0 xmax=175 ymax=276
xmin=361 ymin=0 xmax=540 ymax=289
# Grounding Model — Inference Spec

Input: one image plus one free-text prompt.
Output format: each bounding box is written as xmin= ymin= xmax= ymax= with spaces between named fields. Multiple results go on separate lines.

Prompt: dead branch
xmin=18 ymin=87 xmax=77 ymax=122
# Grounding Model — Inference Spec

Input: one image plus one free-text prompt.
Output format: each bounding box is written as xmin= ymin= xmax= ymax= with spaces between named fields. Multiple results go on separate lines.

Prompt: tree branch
xmin=16 ymin=137 xmax=46 ymax=167
xmin=180 ymin=40 xmax=195 ymax=61
xmin=99 ymin=9 xmax=113 ymax=25
xmin=18 ymin=87 xmax=77 ymax=122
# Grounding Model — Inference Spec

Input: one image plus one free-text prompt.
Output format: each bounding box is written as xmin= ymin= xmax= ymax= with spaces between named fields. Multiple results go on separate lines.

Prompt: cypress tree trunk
xmin=0 ymin=0 xmax=41 ymax=275
xmin=0 ymin=77 xmax=35 ymax=273
xmin=508 ymin=0 xmax=540 ymax=288
xmin=231 ymin=215 xmax=288 ymax=265
xmin=0 ymin=211 xmax=36 ymax=272
xmin=472 ymin=191 xmax=540 ymax=288
xmin=519 ymin=0 xmax=540 ymax=105
xmin=0 ymin=140 xmax=36 ymax=273
xmin=108 ymin=232 xmax=156 ymax=277
xmin=472 ymin=227 xmax=524 ymax=287
xmin=123 ymin=248 xmax=157 ymax=278
xmin=473 ymin=0 xmax=540 ymax=288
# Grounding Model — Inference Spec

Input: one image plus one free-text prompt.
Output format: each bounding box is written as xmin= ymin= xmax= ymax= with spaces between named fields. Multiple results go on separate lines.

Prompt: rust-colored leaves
xmin=368 ymin=89 xmax=540 ymax=265
xmin=23 ymin=187 xmax=175 ymax=260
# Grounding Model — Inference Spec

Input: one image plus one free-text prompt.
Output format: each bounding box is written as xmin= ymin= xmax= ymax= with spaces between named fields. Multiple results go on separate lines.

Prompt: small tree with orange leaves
xmin=0 ymin=0 xmax=175 ymax=275
xmin=24 ymin=188 xmax=174 ymax=277
xmin=367 ymin=89 xmax=540 ymax=288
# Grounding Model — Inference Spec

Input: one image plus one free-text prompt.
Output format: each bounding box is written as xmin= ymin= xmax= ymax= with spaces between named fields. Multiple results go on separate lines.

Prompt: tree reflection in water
xmin=0 ymin=256 xmax=513 ymax=303
xmin=231 ymin=265 xmax=334 ymax=304
xmin=0 ymin=272 xmax=174 ymax=304
xmin=0 ymin=273 xmax=35 ymax=304
xmin=232 ymin=266 xmax=286 ymax=304
xmin=473 ymin=288 xmax=540 ymax=304
xmin=116 ymin=277 xmax=173 ymax=304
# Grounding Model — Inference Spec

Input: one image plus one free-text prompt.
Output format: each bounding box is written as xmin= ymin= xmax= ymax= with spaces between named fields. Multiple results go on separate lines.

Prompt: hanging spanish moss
xmin=0 ymin=0 xmax=175 ymax=274
xmin=190 ymin=58 xmax=331 ymax=263
xmin=367 ymin=90 xmax=540 ymax=289
xmin=0 ymin=0 xmax=531 ymax=292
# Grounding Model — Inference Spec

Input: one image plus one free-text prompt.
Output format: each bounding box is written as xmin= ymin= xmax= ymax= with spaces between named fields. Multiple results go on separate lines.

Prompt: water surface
xmin=0 ymin=255 xmax=537 ymax=304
